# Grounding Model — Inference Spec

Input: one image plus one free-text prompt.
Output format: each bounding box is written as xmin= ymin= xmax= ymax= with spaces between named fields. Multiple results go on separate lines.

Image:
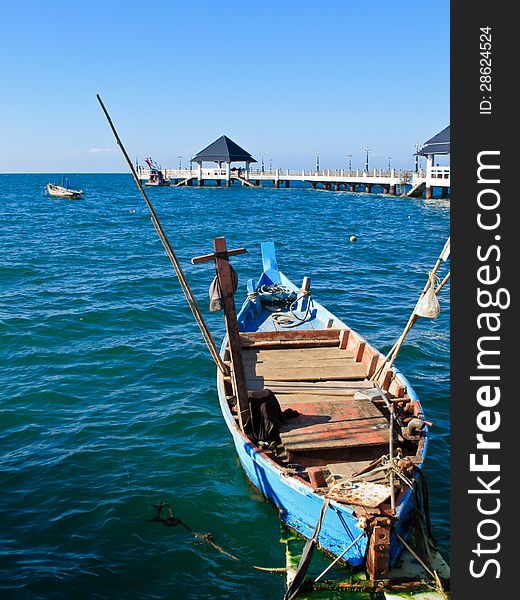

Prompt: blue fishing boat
xmin=96 ymin=95 xmax=443 ymax=590
xmin=203 ymin=239 xmax=430 ymax=582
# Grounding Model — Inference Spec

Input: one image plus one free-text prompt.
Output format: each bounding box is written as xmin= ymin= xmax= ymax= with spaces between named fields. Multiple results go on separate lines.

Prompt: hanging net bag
xmin=414 ymin=272 xmax=441 ymax=319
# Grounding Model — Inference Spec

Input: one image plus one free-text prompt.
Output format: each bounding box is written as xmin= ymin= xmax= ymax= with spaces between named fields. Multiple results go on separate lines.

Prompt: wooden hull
xmin=46 ymin=184 xmax=83 ymax=199
xmin=216 ymin=242 xmax=428 ymax=572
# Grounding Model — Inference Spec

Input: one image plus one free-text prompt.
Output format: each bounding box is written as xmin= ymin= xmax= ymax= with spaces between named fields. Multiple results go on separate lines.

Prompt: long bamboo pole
xmin=371 ymin=237 xmax=450 ymax=381
xmin=96 ymin=94 xmax=228 ymax=375
xmin=435 ymin=271 xmax=450 ymax=294
xmin=374 ymin=271 xmax=450 ymax=374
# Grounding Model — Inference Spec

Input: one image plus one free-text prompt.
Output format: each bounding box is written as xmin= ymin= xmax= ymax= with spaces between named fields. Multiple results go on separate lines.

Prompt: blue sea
xmin=0 ymin=174 xmax=450 ymax=599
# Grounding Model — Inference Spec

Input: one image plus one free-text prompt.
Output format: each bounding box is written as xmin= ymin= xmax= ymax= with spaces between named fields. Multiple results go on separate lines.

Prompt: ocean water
xmin=0 ymin=174 xmax=450 ymax=599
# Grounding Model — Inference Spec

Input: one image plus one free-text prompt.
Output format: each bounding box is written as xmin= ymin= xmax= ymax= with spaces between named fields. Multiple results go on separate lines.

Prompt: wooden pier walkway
xmin=139 ymin=166 xmax=450 ymax=198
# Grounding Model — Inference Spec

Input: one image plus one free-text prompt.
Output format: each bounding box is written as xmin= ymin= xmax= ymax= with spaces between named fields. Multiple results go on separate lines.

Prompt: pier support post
xmin=349 ymin=183 xmax=356 ymax=192
xmin=216 ymin=179 xmax=221 ymax=186
xmin=425 ymin=186 xmax=433 ymax=199
xmin=225 ymin=162 xmax=231 ymax=187
xmin=285 ymin=180 xmax=290 ymax=188
xmin=199 ymin=178 xmax=205 ymax=187
xmin=365 ymin=184 xmax=372 ymax=193
xmin=382 ymin=185 xmax=390 ymax=194
xmin=311 ymin=182 xmax=316 ymax=189
xmin=275 ymin=179 xmax=280 ymax=189
xmin=389 ymin=184 xmax=396 ymax=195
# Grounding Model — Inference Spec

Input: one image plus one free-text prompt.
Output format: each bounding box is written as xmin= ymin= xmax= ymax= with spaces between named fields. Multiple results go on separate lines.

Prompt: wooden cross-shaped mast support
xmin=192 ymin=237 xmax=250 ymax=431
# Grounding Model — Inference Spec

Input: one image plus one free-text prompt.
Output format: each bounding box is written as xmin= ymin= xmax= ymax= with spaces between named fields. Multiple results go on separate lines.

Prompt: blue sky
xmin=1 ymin=0 xmax=449 ymax=173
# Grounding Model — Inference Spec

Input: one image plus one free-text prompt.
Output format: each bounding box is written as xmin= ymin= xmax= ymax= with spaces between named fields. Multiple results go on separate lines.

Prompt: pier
xmin=137 ymin=127 xmax=451 ymax=199
xmin=139 ymin=166 xmax=450 ymax=198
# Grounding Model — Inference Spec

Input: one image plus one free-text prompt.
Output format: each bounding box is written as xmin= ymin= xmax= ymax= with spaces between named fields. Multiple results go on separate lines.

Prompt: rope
xmin=272 ymin=291 xmax=312 ymax=328
xmin=313 ymin=532 xmax=366 ymax=582
xmin=149 ymin=502 xmax=287 ymax=573
xmin=255 ymin=284 xmax=313 ymax=329
xmin=334 ymin=460 xmax=440 ymax=586
xmin=97 ymin=95 xmax=228 ymax=376
xmin=395 ymin=531 xmax=436 ymax=579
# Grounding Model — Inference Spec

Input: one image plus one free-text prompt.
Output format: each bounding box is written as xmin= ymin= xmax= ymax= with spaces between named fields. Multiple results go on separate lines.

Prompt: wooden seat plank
xmin=244 ymin=363 xmax=367 ymax=381
xmin=240 ymin=329 xmax=341 ymax=343
xmin=243 ymin=347 xmax=355 ymax=362
xmin=246 ymin=379 xmax=372 ymax=392
xmin=275 ymin=392 xmax=375 ymax=404
xmin=262 ymin=380 xmax=374 ymax=390
xmin=242 ymin=346 xmax=367 ymax=382
xmin=278 ymin=398 xmax=389 ymax=452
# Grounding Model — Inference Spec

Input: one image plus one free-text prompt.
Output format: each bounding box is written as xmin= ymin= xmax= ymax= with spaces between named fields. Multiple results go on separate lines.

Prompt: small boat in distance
xmin=46 ymin=178 xmax=83 ymax=199
xmin=143 ymin=157 xmax=170 ymax=186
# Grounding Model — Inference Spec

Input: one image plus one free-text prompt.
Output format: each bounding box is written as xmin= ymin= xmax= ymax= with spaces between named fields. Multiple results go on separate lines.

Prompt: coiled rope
xmin=253 ymin=284 xmax=313 ymax=328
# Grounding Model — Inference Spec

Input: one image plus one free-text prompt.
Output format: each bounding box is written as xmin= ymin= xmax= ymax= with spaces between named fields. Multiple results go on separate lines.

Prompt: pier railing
xmin=429 ymin=166 xmax=450 ymax=179
xmin=140 ymin=166 xmax=449 ymax=188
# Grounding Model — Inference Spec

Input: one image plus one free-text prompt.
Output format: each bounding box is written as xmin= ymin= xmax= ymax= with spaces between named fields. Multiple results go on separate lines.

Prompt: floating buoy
xmin=350 ymin=235 xmax=357 ymax=243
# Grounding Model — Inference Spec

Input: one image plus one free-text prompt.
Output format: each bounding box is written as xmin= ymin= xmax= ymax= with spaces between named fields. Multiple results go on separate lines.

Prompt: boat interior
xmin=223 ymin=328 xmax=426 ymax=513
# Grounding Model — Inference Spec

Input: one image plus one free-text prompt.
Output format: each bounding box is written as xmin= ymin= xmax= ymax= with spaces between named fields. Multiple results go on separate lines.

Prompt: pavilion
xmin=191 ymin=135 xmax=257 ymax=187
xmin=419 ymin=126 xmax=450 ymax=199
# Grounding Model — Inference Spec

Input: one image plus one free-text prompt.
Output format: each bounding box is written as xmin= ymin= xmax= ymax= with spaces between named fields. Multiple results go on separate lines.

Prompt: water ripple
xmin=0 ymin=174 xmax=449 ymax=597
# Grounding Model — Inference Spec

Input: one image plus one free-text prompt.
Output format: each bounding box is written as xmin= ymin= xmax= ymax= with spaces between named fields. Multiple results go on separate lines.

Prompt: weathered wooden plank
xmin=276 ymin=392 xmax=370 ymax=404
xmin=339 ymin=328 xmax=350 ymax=349
xmin=244 ymin=362 xmax=367 ymax=381
xmin=366 ymin=353 xmax=379 ymax=379
xmin=285 ymin=440 xmax=385 ymax=451
xmin=355 ymin=341 xmax=366 ymax=362
xmin=280 ymin=398 xmax=385 ymax=427
xmin=191 ymin=247 xmax=247 ymax=264
xmin=264 ymin=380 xmax=374 ymax=389
xmin=282 ymin=421 xmax=388 ymax=447
xmin=243 ymin=349 xmax=359 ymax=368
xmin=240 ymin=329 xmax=341 ymax=343
xmin=279 ymin=397 xmax=388 ymax=451
xmin=213 ymin=237 xmax=250 ymax=431
xmin=246 ymin=379 xmax=372 ymax=392
xmin=243 ymin=355 xmax=357 ymax=369
xmin=245 ymin=371 xmax=366 ymax=383
xmin=244 ymin=347 xmax=353 ymax=359
xmin=240 ymin=339 xmax=340 ymax=349
xmin=242 ymin=350 xmax=355 ymax=369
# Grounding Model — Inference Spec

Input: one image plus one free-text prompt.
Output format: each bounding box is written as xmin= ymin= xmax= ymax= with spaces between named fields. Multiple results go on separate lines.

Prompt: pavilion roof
xmin=418 ymin=125 xmax=450 ymax=155
xmin=191 ymin=135 xmax=256 ymax=163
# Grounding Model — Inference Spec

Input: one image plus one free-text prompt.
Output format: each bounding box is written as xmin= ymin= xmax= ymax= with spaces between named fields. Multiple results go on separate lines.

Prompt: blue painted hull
xmin=217 ymin=356 xmax=424 ymax=569
xmin=216 ymin=243 xmax=428 ymax=570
